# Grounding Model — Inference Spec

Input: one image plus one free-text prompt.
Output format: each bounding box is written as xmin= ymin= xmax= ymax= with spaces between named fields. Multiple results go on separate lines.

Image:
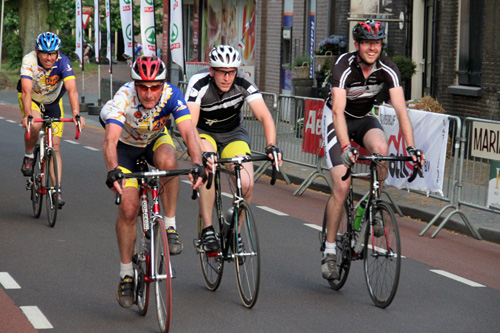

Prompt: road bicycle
xmin=25 ymin=115 xmax=81 ymax=227
xmin=115 ymin=157 xmax=201 ymax=333
xmin=320 ymin=153 xmax=421 ymax=308
xmin=194 ymin=153 xmax=278 ymax=308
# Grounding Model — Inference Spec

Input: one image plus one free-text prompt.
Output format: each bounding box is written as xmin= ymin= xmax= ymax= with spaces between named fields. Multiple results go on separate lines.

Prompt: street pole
xmin=0 ymin=0 xmax=6 ymax=72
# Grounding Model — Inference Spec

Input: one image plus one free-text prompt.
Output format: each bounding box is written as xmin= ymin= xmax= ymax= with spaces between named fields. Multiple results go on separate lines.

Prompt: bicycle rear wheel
xmin=363 ymin=201 xmax=401 ymax=308
xmin=197 ymin=212 xmax=224 ymax=291
xmin=327 ymin=200 xmax=352 ymax=290
xmin=45 ymin=148 xmax=59 ymax=227
xmin=234 ymin=201 xmax=260 ymax=308
xmin=153 ymin=217 xmax=172 ymax=332
xmin=31 ymin=146 xmax=43 ymax=218
xmin=134 ymin=222 xmax=150 ymax=316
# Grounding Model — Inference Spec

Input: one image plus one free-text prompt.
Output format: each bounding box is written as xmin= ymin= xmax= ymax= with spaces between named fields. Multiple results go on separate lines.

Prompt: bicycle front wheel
xmin=31 ymin=146 xmax=43 ymax=218
xmin=234 ymin=201 xmax=260 ymax=308
xmin=44 ymin=148 xmax=59 ymax=227
xmin=134 ymin=222 xmax=150 ymax=316
xmin=153 ymin=217 xmax=172 ymax=332
xmin=197 ymin=213 xmax=223 ymax=291
xmin=363 ymin=201 xmax=401 ymax=308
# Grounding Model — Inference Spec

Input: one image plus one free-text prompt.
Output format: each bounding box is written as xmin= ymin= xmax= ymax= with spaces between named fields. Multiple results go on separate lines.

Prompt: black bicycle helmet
xmin=352 ymin=19 xmax=386 ymax=42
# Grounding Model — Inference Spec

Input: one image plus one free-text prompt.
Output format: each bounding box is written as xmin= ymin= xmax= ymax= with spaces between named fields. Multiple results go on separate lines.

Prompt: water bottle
xmin=224 ymin=207 xmax=234 ymax=224
xmin=353 ymin=200 xmax=367 ymax=231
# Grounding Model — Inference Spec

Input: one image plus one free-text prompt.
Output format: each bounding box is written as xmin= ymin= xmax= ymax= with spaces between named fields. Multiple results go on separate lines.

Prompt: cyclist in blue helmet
xmin=18 ymin=32 xmax=86 ymax=208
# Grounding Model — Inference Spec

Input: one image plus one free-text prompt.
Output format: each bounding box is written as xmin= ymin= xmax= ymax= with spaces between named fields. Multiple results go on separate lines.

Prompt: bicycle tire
xmin=31 ymin=146 xmax=43 ymax=218
xmin=154 ymin=217 xmax=172 ymax=332
xmin=134 ymin=222 xmax=150 ymax=316
xmin=363 ymin=201 xmax=401 ymax=308
xmin=45 ymin=148 xmax=59 ymax=227
xmin=197 ymin=213 xmax=224 ymax=291
xmin=327 ymin=199 xmax=352 ymax=290
xmin=234 ymin=201 xmax=260 ymax=308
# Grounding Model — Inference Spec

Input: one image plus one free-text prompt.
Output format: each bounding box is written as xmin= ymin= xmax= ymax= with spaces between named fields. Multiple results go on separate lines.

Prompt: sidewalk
xmin=2 ymin=68 xmax=499 ymax=245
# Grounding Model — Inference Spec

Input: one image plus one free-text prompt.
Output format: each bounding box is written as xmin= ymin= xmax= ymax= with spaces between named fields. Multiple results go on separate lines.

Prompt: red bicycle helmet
xmin=353 ymin=19 xmax=386 ymax=42
xmin=131 ymin=56 xmax=167 ymax=81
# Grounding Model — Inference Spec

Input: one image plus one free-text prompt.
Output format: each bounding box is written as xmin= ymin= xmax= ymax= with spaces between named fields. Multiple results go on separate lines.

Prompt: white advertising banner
xmin=75 ymin=0 xmax=83 ymax=64
xmin=379 ymin=105 xmax=449 ymax=194
xmin=119 ymin=0 xmax=133 ymax=58
xmin=106 ymin=0 xmax=112 ymax=66
xmin=140 ymin=0 xmax=156 ymax=56
xmin=94 ymin=0 xmax=100 ymax=62
xmin=170 ymin=0 xmax=184 ymax=68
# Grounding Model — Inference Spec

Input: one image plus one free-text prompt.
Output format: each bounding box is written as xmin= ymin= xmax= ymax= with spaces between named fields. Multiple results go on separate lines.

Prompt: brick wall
xmin=435 ymin=0 xmax=500 ymax=119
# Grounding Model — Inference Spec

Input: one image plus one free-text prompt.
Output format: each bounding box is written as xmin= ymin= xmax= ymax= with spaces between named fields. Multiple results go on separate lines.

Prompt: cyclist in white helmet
xmin=185 ymin=45 xmax=282 ymax=252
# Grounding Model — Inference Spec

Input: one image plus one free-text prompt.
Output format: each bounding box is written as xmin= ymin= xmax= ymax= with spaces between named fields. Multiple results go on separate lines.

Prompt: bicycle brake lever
xmin=25 ymin=115 xmax=33 ymax=140
xmin=341 ymin=167 xmax=352 ymax=181
xmin=115 ymin=193 xmax=121 ymax=205
xmin=191 ymin=189 xmax=199 ymax=200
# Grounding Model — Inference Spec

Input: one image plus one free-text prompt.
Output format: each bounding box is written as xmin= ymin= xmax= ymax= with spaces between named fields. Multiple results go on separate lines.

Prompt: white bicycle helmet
xmin=209 ymin=45 xmax=241 ymax=68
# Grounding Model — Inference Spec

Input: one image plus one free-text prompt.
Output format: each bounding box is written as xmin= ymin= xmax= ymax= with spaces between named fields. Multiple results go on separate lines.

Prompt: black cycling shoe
xmin=21 ymin=156 xmax=35 ymax=177
xmin=201 ymin=226 xmax=220 ymax=252
xmin=167 ymin=227 xmax=183 ymax=255
xmin=116 ymin=275 xmax=135 ymax=308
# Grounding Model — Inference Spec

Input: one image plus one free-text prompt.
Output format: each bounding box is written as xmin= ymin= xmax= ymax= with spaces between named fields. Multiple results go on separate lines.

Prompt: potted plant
xmin=391 ymin=55 xmax=417 ymax=99
xmin=291 ymin=55 xmax=311 ymax=79
xmin=314 ymin=35 xmax=347 ymax=73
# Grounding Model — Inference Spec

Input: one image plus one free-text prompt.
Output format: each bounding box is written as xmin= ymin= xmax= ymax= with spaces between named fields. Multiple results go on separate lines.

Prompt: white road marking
xmin=64 ymin=140 xmax=78 ymax=145
xmin=304 ymin=223 xmax=322 ymax=231
xmin=430 ymin=270 xmax=485 ymax=287
xmin=257 ymin=206 xmax=288 ymax=216
xmin=6 ymin=119 xmax=16 ymax=124
xmin=20 ymin=306 xmax=53 ymax=329
xmin=222 ymin=192 xmax=232 ymax=198
xmin=0 ymin=272 xmax=21 ymax=289
xmin=84 ymin=146 xmax=99 ymax=151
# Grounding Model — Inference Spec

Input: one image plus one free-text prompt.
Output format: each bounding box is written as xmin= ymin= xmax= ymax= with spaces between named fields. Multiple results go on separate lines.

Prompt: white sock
xmin=324 ymin=241 xmax=336 ymax=257
xmin=25 ymin=152 xmax=34 ymax=158
xmin=120 ymin=262 xmax=134 ymax=278
xmin=164 ymin=216 xmax=176 ymax=229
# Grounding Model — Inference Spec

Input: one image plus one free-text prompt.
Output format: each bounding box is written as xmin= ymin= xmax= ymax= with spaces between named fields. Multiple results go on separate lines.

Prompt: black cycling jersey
xmin=325 ymin=51 xmax=401 ymax=117
xmin=185 ymin=69 xmax=262 ymax=133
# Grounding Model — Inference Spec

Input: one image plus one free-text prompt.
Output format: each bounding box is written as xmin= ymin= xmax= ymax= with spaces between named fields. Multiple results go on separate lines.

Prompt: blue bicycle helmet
xmin=35 ymin=32 xmax=61 ymax=52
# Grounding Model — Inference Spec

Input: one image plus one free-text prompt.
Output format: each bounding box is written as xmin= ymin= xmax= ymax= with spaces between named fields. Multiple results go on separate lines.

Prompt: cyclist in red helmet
xmin=320 ymin=20 xmax=425 ymax=280
xmin=101 ymin=56 xmax=206 ymax=308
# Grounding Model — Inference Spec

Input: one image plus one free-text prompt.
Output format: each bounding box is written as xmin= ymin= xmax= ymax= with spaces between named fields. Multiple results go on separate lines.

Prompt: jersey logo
xmin=204 ymin=113 xmax=237 ymax=126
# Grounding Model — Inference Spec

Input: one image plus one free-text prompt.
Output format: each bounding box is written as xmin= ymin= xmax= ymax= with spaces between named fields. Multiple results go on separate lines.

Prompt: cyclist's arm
xmin=63 ymin=78 xmax=84 ymax=128
xmin=176 ymin=118 xmax=205 ymax=189
xmin=248 ymin=97 xmax=283 ymax=166
xmin=331 ymin=87 xmax=350 ymax=149
xmin=103 ymin=123 xmax=124 ymax=193
xmin=186 ymin=101 xmax=206 ymax=153
xmin=389 ymin=86 xmax=416 ymax=147
xmin=20 ymin=78 xmax=33 ymax=129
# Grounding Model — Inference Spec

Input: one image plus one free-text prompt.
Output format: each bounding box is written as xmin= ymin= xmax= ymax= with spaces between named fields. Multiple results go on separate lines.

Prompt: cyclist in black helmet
xmin=320 ymin=20 xmax=425 ymax=280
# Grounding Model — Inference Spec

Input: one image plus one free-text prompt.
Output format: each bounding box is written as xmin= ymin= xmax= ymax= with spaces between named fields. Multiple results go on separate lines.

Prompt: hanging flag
xmin=75 ymin=0 xmax=83 ymax=65
xmin=106 ymin=0 xmax=112 ymax=67
xmin=170 ymin=0 xmax=184 ymax=69
xmin=140 ymin=0 xmax=156 ymax=56
xmin=94 ymin=0 xmax=100 ymax=62
xmin=119 ymin=0 xmax=133 ymax=58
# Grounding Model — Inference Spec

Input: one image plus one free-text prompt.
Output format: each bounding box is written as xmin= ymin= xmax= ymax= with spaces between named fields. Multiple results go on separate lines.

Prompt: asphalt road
xmin=1 ymin=106 xmax=500 ymax=332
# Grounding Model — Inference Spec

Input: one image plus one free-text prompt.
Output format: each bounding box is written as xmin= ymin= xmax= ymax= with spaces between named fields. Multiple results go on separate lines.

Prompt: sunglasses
xmin=213 ymin=68 xmax=237 ymax=77
xmin=136 ymin=83 xmax=164 ymax=93
xmin=39 ymin=51 xmax=59 ymax=58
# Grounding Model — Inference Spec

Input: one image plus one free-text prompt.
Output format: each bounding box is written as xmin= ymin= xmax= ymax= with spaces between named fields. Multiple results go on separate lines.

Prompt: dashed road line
xmin=304 ymin=223 xmax=322 ymax=231
xmin=20 ymin=306 xmax=53 ymax=329
xmin=6 ymin=119 xmax=17 ymax=124
xmin=0 ymin=272 xmax=21 ymax=289
xmin=257 ymin=206 xmax=288 ymax=216
xmin=64 ymin=140 xmax=79 ymax=145
xmin=431 ymin=269 xmax=485 ymax=287
xmin=84 ymin=146 xmax=100 ymax=151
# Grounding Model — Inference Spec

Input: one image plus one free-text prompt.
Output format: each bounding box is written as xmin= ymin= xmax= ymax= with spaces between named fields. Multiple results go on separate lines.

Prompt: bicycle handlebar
xmin=25 ymin=116 xmax=82 ymax=140
xmin=205 ymin=154 xmax=278 ymax=190
xmin=341 ymin=154 xmax=423 ymax=182
xmin=114 ymin=166 xmax=202 ymax=205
